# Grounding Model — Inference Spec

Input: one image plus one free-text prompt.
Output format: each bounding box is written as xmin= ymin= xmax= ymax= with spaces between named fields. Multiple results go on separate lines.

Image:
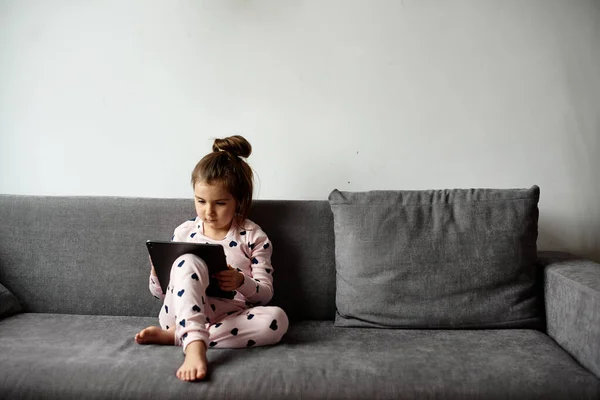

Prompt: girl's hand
xmin=213 ymin=265 xmax=244 ymax=291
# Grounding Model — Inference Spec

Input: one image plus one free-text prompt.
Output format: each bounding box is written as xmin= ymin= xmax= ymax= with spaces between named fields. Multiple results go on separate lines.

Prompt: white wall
xmin=1 ymin=0 xmax=599 ymax=260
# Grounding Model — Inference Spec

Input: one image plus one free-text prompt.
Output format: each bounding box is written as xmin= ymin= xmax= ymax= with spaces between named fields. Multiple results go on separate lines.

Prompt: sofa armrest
xmin=538 ymin=251 xmax=600 ymax=379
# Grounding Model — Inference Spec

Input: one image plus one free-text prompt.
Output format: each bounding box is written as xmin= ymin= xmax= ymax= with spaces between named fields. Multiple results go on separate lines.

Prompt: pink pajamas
xmin=149 ymin=218 xmax=288 ymax=352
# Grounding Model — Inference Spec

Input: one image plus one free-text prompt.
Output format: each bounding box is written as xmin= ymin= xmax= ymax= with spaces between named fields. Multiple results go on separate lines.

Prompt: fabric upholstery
xmin=329 ymin=186 xmax=543 ymax=329
xmin=1 ymin=314 xmax=598 ymax=400
xmin=0 ymin=282 xmax=22 ymax=319
xmin=539 ymin=251 xmax=600 ymax=379
xmin=0 ymin=195 xmax=336 ymax=320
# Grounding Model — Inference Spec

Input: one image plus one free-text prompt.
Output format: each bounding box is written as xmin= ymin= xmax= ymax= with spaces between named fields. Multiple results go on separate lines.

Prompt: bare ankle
xmin=185 ymin=340 xmax=207 ymax=356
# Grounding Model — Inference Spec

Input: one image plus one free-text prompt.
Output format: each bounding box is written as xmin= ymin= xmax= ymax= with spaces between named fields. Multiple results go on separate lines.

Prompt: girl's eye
xmin=216 ymin=202 xmax=226 ymax=206
xmin=198 ymin=200 xmax=205 ymax=204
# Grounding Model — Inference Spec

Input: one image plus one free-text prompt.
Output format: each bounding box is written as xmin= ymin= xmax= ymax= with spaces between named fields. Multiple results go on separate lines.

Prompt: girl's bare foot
xmin=135 ymin=326 xmax=175 ymax=345
xmin=177 ymin=340 xmax=208 ymax=382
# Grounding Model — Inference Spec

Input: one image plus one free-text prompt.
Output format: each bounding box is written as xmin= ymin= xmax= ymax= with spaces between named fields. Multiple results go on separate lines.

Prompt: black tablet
xmin=146 ymin=240 xmax=235 ymax=300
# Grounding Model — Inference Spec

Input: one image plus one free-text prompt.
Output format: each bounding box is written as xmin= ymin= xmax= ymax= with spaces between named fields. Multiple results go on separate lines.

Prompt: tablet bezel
xmin=145 ymin=240 xmax=235 ymax=300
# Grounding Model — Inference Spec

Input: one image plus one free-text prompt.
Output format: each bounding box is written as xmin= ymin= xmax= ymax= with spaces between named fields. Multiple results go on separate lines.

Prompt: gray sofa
xmin=0 ymin=190 xmax=599 ymax=399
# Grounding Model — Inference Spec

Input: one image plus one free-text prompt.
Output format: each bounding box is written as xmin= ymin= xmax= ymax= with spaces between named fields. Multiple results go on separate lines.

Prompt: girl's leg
xmin=136 ymin=254 xmax=212 ymax=381
xmin=136 ymin=254 xmax=209 ymax=346
xmin=167 ymin=254 xmax=213 ymax=381
xmin=206 ymin=306 xmax=289 ymax=349
xmin=167 ymin=254 xmax=211 ymax=350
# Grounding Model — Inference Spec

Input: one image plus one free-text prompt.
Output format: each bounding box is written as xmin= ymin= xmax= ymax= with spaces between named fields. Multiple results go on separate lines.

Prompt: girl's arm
xmin=236 ymin=229 xmax=274 ymax=305
xmin=148 ymin=220 xmax=192 ymax=299
xmin=149 ymin=264 xmax=165 ymax=300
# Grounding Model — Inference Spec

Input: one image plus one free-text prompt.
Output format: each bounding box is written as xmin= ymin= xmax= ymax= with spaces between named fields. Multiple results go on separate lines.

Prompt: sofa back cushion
xmin=0 ymin=195 xmax=336 ymax=321
xmin=329 ymin=186 xmax=543 ymax=329
xmin=0 ymin=282 xmax=22 ymax=319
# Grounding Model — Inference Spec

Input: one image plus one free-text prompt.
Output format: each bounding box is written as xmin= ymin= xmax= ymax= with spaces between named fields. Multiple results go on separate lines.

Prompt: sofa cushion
xmin=0 ymin=282 xmax=22 ymax=319
xmin=329 ymin=186 xmax=542 ymax=329
xmin=0 ymin=195 xmax=336 ymax=321
xmin=0 ymin=314 xmax=598 ymax=399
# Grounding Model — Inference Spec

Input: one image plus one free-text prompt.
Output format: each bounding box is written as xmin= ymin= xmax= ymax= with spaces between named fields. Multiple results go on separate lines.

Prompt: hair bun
xmin=213 ymin=135 xmax=252 ymax=158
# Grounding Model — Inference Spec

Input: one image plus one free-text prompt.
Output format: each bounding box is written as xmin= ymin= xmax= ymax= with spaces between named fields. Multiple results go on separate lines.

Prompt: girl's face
xmin=194 ymin=181 xmax=237 ymax=239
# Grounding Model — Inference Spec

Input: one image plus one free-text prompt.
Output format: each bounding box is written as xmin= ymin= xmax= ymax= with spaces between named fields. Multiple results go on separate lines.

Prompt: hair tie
xmin=215 ymin=147 xmax=244 ymax=159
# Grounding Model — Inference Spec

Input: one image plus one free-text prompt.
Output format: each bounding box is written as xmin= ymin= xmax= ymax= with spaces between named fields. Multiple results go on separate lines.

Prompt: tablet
xmin=146 ymin=240 xmax=235 ymax=300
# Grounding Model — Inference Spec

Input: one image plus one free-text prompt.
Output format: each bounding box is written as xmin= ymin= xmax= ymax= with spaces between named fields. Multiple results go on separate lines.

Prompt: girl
xmin=135 ymin=135 xmax=289 ymax=382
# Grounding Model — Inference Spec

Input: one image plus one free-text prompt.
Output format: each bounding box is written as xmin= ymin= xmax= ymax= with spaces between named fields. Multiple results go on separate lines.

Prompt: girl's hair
xmin=191 ymin=135 xmax=254 ymax=228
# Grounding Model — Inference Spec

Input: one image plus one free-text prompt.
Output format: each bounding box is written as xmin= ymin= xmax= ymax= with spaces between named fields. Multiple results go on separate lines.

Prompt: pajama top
xmin=150 ymin=217 xmax=274 ymax=306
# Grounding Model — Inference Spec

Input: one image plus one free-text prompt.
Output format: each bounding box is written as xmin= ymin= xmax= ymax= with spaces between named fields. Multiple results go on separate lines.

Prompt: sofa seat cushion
xmin=1 ymin=314 xmax=598 ymax=399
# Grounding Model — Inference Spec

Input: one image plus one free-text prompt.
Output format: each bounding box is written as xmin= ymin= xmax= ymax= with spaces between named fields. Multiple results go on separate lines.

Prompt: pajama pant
xmin=159 ymin=254 xmax=289 ymax=352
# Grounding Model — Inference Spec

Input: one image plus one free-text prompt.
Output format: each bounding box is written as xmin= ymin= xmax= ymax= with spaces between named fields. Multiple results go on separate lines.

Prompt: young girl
xmin=135 ymin=135 xmax=289 ymax=382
